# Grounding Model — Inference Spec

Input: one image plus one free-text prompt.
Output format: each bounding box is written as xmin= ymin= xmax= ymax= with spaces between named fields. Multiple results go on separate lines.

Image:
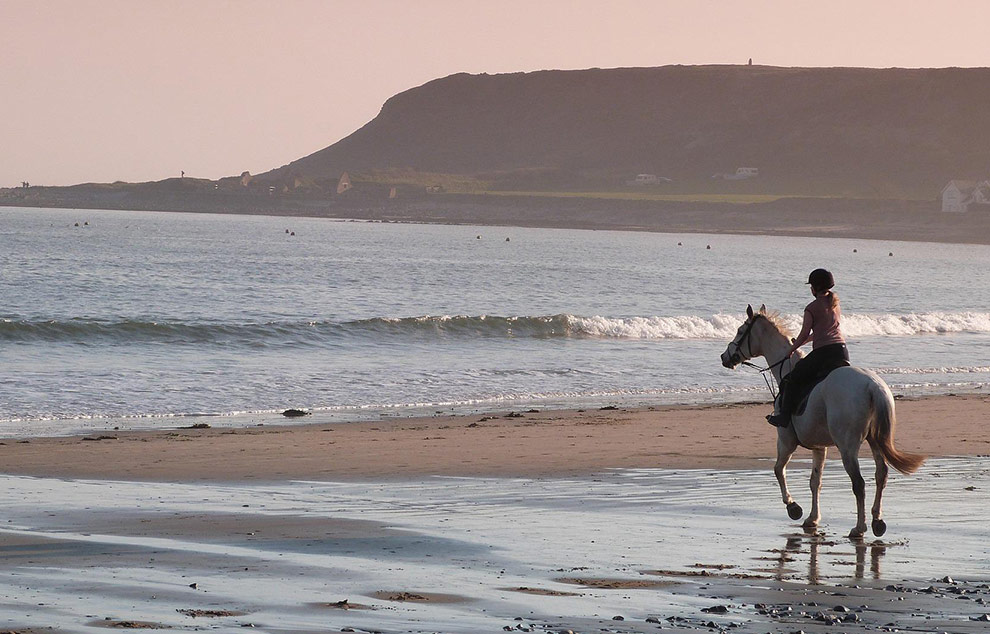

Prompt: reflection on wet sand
xmin=771 ymin=528 xmax=888 ymax=584
xmin=0 ymin=460 xmax=986 ymax=632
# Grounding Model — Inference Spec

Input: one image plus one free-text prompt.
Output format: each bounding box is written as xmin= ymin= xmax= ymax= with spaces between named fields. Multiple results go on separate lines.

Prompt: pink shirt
xmin=804 ymin=294 xmax=845 ymax=349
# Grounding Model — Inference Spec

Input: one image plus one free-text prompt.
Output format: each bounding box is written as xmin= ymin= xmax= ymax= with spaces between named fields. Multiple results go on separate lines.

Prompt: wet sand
xmin=0 ymin=394 xmax=987 ymax=632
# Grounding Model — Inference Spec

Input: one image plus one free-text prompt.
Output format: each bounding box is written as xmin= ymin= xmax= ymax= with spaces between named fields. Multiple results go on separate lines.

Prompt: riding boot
xmin=766 ymin=381 xmax=791 ymax=427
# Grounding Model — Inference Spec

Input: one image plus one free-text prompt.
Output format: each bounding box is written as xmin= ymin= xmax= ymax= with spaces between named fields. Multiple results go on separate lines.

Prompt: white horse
xmin=720 ymin=305 xmax=925 ymax=539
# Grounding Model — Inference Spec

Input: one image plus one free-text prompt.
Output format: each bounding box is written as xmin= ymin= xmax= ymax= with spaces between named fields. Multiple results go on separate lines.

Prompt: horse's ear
xmin=746 ymin=304 xmax=754 ymax=318
xmin=759 ymin=304 xmax=767 ymax=314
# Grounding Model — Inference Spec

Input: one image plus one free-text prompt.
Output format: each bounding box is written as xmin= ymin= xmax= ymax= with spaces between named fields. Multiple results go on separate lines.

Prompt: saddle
xmin=790 ymin=358 xmax=851 ymax=417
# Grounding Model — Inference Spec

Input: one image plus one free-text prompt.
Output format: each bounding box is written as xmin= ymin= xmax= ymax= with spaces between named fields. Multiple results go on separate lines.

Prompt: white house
xmin=941 ymin=180 xmax=990 ymax=213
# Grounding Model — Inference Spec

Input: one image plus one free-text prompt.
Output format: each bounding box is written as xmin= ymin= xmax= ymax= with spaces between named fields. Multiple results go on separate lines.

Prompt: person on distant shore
xmin=767 ymin=268 xmax=849 ymax=427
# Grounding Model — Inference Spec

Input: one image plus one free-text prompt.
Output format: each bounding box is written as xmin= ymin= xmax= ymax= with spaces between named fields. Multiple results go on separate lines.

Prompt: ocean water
xmin=2 ymin=206 xmax=989 ymax=435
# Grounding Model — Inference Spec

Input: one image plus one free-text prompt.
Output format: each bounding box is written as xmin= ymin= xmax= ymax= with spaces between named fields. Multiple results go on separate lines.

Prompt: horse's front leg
xmin=867 ymin=439 xmax=889 ymax=537
xmin=774 ymin=433 xmax=802 ymax=520
xmin=803 ymin=448 xmax=827 ymax=528
xmin=840 ymin=450 xmax=868 ymax=539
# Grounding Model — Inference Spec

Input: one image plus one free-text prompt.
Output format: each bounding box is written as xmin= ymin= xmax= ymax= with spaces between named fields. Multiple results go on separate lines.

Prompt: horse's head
xmin=721 ymin=304 xmax=766 ymax=369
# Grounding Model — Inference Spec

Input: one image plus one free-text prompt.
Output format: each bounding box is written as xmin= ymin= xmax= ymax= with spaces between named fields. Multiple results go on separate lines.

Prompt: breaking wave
xmin=3 ymin=311 xmax=989 ymax=345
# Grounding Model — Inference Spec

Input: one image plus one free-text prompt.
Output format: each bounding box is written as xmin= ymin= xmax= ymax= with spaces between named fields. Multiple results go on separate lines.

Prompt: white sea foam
xmin=567 ymin=314 xmax=743 ymax=339
xmin=843 ymin=312 xmax=990 ymax=337
xmin=566 ymin=311 xmax=990 ymax=340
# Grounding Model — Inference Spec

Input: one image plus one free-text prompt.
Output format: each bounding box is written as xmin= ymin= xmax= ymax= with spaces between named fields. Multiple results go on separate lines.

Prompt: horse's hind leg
xmin=774 ymin=436 xmax=803 ymax=521
xmin=803 ymin=448 xmax=827 ymax=528
xmin=867 ymin=438 xmax=889 ymax=537
xmin=840 ymin=449 xmax=868 ymax=539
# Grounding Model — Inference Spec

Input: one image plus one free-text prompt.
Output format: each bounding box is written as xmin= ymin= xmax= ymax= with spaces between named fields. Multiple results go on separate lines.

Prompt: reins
xmin=740 ymin=357 xmax=789 ymax=399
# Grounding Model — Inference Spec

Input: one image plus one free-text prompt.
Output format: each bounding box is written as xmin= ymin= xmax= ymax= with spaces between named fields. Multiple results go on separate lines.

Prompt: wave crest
xmin=3 ymin=311 xmax=989 ymax=344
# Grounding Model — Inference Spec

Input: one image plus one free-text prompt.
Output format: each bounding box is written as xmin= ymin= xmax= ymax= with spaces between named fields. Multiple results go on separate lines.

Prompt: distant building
xmin=389 ymin=187 xmax=398 ymax=199
xmin=626 ymin=174 xmax=672 ymax=186
xmin=941 ymin=180 xmax=990 ymax=212
xmin=240 ymin=171 xmax=252 ymax=187
xmin=337 ymin=172 xmax=352 ymax=194
xmin=425 ymin=184 xmax=444 ymax=193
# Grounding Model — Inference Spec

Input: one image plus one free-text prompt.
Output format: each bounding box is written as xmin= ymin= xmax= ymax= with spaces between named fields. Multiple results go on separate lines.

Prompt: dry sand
xmin=0 ymin=394 xmax=985 ymax=482
xmin=0 ymin=394 xmax=987 ymax=633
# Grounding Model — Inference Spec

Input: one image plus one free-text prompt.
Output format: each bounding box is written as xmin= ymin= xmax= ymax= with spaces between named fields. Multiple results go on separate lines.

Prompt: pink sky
xmin=2 ymin=0 xmax=989 ymax=187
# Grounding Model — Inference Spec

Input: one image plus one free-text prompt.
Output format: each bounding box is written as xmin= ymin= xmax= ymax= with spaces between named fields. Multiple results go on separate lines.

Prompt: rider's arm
xmin=786 ymin=309 xmax=813 ymax=357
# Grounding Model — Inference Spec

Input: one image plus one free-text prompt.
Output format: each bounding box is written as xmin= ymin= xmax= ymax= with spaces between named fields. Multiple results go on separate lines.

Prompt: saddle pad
xmin=793 ymin=360 xmax=851 ymax=416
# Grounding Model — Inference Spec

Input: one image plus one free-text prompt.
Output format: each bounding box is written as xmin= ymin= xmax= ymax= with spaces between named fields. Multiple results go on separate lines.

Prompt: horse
xmin=720 ymin=304 xmax=926 ymax=539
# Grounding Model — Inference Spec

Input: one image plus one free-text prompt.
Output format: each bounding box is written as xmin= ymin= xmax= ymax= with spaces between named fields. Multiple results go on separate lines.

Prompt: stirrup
xmin=766 ymin=413 xmax=790 ymax=428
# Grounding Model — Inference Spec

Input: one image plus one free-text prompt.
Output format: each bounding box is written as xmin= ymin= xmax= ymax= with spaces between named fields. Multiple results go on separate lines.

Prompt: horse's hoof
xmin=848 ymin=528 xmax=866 ymax=540
xmin=872 ymin=519 xmax=887 ymax=537
xmin=787 ymin=502 xmax=803 ymax=520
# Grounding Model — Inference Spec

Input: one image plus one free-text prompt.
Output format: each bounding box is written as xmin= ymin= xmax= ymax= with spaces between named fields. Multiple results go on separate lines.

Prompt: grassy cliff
xmin=262 ymin=65 xmax=990 ymax=200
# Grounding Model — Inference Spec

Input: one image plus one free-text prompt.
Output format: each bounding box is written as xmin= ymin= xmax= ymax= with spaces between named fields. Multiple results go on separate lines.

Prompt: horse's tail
xmin=869 ymin=381 xmax=926 ymax=475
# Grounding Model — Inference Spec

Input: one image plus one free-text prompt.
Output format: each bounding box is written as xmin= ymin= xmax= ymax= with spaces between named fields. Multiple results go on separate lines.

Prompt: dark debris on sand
xmin=494 ymin=577 xmax=990 ymax=634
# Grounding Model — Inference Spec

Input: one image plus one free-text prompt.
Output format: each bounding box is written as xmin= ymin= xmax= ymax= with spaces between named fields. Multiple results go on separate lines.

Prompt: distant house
xmin=425 ymin=184 xmax=444 ymax=193
xmin=941 ymin=180 xmax=990 ymax=213
xmin=240 ymin=171 xmax=252 ymax=187
xmin=336 ymin=172 xmax=352 ymax=194
xmin=626 ymin=174 xmax=672 ymax=186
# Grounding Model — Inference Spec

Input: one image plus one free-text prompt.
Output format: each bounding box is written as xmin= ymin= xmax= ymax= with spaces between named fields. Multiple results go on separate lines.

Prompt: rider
xmin=767 ymin=268 xmax=850 ymax=427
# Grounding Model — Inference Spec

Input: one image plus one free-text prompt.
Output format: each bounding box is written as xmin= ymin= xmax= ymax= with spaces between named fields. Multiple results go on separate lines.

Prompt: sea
xmin=2 ymin=206 xmax=989 ymax=437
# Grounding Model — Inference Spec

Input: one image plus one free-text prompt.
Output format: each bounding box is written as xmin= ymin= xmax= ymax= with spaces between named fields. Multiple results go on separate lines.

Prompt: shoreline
xmin=1 ymin=394 xmax=985 ymax=483
xmin=7 ymin=194 xmax=990 ymax=246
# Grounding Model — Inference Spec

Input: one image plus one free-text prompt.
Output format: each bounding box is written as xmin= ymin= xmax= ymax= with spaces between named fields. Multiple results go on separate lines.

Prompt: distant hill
xmin=261 ymin=65 xmax=990 ymax=198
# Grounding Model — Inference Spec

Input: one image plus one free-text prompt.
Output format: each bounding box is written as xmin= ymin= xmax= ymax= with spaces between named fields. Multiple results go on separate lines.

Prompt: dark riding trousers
xmin=778 ymin=343 xmax=850 ymax=415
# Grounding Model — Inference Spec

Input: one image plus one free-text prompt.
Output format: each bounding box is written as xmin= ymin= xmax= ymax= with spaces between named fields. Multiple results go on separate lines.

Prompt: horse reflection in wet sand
xmin=721 ymin=305 xmax=926 ymax=539
xmin=771 ymin=530 xmax=887 ymax=584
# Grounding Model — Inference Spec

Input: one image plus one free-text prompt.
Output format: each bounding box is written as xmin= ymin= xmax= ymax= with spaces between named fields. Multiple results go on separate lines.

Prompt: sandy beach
xmin=0 ymin=395 xmax=988 ymax=633
xmin=0 ymin=394 xmax=986 ymax=481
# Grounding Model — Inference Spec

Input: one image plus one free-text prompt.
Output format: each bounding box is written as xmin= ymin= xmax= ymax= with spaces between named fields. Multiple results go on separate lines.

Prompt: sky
xmin=3 ymin=0 xmax=990 ymax=187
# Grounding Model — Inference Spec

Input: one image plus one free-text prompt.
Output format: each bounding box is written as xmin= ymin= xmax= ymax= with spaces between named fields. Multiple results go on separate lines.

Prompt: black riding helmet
xmin=807 ymin=268 xmax=835 ymax=290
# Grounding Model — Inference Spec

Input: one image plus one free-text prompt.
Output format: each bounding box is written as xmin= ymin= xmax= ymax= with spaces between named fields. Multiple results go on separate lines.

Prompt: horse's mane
xmin=757 ymin=310 xmax=793 ymax=339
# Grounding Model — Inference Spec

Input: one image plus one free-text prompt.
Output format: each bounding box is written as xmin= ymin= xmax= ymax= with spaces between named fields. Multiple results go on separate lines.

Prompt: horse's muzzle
xmin=721 ymin=351 xmax=740 ymax=369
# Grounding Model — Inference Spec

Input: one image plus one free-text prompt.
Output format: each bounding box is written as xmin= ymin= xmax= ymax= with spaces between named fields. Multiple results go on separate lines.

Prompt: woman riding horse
xmin=767 ymin=268 xmax=850 ymax=427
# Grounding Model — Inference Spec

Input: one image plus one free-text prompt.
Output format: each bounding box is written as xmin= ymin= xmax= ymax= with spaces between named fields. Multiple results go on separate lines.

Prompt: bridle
xmin=728 ymin=316 xmax=759 ymax=366
xmin=728 ymin=315 xmax=792 ymax=399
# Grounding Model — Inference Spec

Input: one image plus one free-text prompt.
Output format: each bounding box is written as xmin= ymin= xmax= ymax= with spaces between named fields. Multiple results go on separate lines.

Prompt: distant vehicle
xmin=712 ymin=167 xmax=759 ymax=180
xmin=627 ymin=174 xmax=673 ymax=186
